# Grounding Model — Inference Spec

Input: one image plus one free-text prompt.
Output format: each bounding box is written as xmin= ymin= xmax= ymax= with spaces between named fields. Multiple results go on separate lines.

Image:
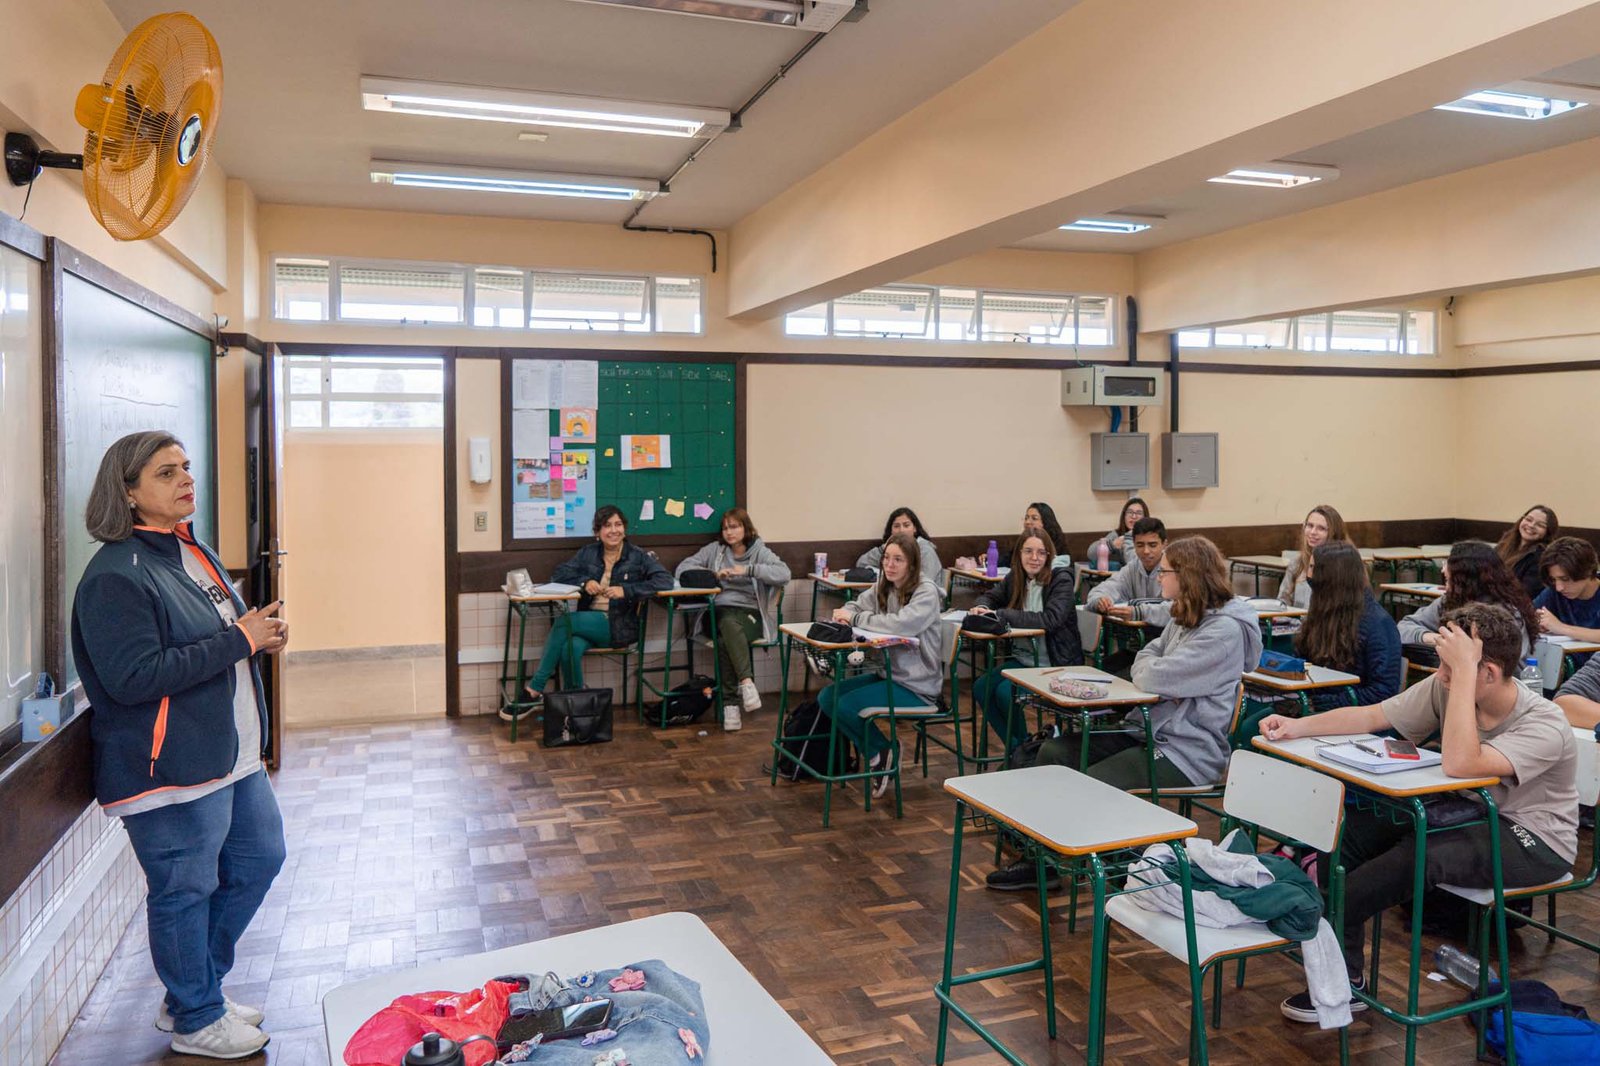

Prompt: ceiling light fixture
xmin=1059 ymin=213 xmax=1163 ymax=234
xmin=1433 ymin=88 xmax=1585 ymax=121
xmin=361 ymin=77 xmax=730 ymax=138
xmin=370 ymin=161 xmax=665 ymax=202
xmin=566 ymin=0 xmax=864 ymax=31
xmin=1207 ymin=161 xmax=1340 ymax=189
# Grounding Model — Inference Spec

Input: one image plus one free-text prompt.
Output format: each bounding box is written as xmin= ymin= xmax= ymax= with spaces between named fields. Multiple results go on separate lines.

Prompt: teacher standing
xmin=71 ymin=431 xmax=287 ymax=1060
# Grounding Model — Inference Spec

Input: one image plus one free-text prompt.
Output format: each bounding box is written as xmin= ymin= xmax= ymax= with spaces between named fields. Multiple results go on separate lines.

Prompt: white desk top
xmin=1373 ymin=547 xmax=1427 ymax=561
xmin=945 ymin=765 xmax=1196 ymax=856
xmin=950 ymin=566 xmax=1007 ymax=584
xmin=1002 ymin=665 xmax=1158 ymax=708
xmin=1230 ymin=555 xmax=1291 ymax=570
xmin=1252 ymin=734 xmax=1498 ymax=798
xmin=657 ymin=586 xmax=721 ymax=598
xmin=1245 ymin=597 xmax=1307 ymax=619
xmin=1543 ymin=636 xmax=1600 ymax=655
xmin=814 ymin=573 xmax=872 ymax=591
xmin=1380 ymin=582 xmax=1444 ymax=599
xmin=1242 ymin=664 xmax=1361 ymax=692
xmin=322 ymin=912 xmax=829 ymax=1066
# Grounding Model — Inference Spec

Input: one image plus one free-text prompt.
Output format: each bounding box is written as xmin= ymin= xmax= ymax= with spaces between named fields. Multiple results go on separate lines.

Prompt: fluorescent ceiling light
xmin=1060 ymin=214 xmax=1162 ymax=234
xmin=1433 ymin=89 xmax=1585 ymax=121
xmin=566 ymin=0 xmax=861 ymax=30
xmin=371 ymin=161 xmax=664 ymax=202
xmin=361 ymin=77 xmax=730 ymax=138
xmin=1207 ymin=161 xmax=1340 ymax=189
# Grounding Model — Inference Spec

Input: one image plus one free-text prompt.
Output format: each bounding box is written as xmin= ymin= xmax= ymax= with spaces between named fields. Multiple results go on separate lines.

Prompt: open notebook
xmin=1316 ymin=738 xmax=1441 ymax=774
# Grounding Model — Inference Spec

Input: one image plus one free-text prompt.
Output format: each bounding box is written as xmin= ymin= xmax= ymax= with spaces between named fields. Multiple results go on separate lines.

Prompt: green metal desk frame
xmin=634 ymin=589 xmax=723 ymax=728
xmin=498 ymin=594 xmax=578 ymax=743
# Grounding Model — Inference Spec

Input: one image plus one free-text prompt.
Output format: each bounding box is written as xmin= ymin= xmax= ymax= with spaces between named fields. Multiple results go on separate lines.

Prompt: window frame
xmin=1176 ymin=308 xmax=1438 ymax=355
xmin=285 ymin=353 xmax=446 ymax=433
xmin=785 ymin=284 xmax=1119 ymax=347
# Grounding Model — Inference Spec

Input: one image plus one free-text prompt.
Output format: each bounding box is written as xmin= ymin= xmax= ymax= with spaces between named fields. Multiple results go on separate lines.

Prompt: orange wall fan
xmin=3 ymin=12 xmax=223 ymax=241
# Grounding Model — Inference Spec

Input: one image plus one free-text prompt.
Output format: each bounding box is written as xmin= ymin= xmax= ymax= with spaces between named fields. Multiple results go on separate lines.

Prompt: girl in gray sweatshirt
xmin=857 ymin=506 xmax=944 ymax=591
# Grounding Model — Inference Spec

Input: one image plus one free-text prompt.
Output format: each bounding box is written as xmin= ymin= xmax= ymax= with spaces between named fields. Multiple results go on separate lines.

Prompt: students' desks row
xmin=934 ymin=733 xmax=1516 ymax=1066
xmin=1231 ymin=546 xmax=1452 ymax=596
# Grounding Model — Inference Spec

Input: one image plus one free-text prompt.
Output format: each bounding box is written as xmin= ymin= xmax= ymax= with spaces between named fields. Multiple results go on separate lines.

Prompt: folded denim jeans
xmin=508 ymin=959 xmax=711 ymax=1065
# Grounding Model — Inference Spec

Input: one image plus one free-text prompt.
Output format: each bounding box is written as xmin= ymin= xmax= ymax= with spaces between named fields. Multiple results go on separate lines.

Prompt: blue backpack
xmin=1479 ymin=980 xmax=1600 ymax=1063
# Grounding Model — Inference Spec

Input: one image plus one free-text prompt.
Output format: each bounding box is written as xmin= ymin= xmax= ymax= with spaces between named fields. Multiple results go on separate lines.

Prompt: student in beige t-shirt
xmin=1260 ymin=602 xmax=1577 ymax=1024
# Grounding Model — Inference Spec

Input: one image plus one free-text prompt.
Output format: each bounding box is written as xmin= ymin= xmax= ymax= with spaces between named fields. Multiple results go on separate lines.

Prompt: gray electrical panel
xmin=1089 ymin=432 xmax=1149 ymax=490
xmin=1162 ymin=432 xmax=1219 ymax=490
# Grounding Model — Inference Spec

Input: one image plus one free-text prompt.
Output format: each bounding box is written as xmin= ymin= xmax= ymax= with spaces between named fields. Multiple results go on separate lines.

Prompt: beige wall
xmin=455 ymin=358 xmax=502 ymax=552
xmin=282 ymin=432 xmax=444 ymax=650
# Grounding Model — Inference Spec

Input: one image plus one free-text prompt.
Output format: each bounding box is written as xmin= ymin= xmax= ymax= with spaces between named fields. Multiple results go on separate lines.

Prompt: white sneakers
xmin=156 ymin=996 xmax=264 ymax=1033
xmin=722 ymin=704 xmax=742 ymax=731
xmin=738 ymin=678 xmax=761 ymax=712
xmin=168 ymin=1011 xmax=270 ymax=1059
xmin=869 ymin=749 xmax=897 ymax=798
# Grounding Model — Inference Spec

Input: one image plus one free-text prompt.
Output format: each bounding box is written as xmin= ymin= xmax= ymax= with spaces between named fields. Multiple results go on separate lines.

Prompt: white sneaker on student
xmin=738 ymin=678 xmax=761 ymax=713
xmin=722 ymin=704 xmax=742 ymax=731
xmin=870 ymin=749 xmax=897 ymax=798
xmin=169 ymin=1013 xmax=270 ymax=1059
xmin=156 ymin=997 xmax=264 ymax=1032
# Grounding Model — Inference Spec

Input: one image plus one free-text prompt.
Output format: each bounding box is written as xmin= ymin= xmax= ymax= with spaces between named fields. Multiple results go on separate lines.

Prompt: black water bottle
xmin=403 ymin=1032 xmax=465 ymax=1066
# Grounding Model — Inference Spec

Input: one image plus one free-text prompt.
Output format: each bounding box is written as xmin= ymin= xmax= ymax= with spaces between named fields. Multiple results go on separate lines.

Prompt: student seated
xmin=675 ymin=507 xmax=792 ymax=732
xmin=1277 ymin=504 xmax=1348 ymax=608
xmin=969 ymin=530 xmax=1085 ymax=753
xmin=1020 ymin=501 xmax=1073 ymax=570
xmin=1263 ymin=603 xmax=1578 ymax=1022
xmin=1294 ymin=542 xmax=1402 ymax=711
xmin=1085 ymin=517 xmax=1172 ymax=627
xmin=1086 ymin=496 xmax=1147 ymax=569
xmin=521 ymin=506 xmax=671 ymax=708
xmin=986 ymin=536 xmax=1261 ymax=890
xmin=1555 ymin=656 xmax=1600 ymax=728
xmin=857 ymin=506 xmax=943 ymax=590
xmin=1398 ymin=541 xmax=1537 ymax=657
xmin=824 ymin=532 xmax=946 ymax=796
xmin=1497 ymin=504 xmax=1560 ymax=601
xmin=1533 ymin=536 xmax=1600 ymax=669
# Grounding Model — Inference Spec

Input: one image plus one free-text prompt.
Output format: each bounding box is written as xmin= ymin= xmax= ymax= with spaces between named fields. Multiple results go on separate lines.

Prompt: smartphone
xmin=1383 ymin=738 xmax=1420 ymax=760
xmin=497 ymin=998 xmax=612 ymax=1049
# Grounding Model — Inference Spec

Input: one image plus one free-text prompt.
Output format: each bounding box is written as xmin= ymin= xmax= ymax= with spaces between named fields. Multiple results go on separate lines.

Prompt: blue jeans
xmin=974 ymin=672 xmax=1027 ymax=754
xmin=121 ymin=770 xmax=286 ymax=1034
xmin=817 ymin=673 xmax=926 ymax=761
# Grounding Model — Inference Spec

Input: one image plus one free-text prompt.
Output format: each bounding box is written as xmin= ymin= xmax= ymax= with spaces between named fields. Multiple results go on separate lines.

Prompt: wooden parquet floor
xmin=52 ymin=708 xmax=1600 ymax=1065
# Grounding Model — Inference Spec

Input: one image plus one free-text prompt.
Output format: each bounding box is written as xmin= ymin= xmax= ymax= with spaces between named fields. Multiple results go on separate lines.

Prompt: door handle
xmin=260 ymin=550 xmax=289 ymax=558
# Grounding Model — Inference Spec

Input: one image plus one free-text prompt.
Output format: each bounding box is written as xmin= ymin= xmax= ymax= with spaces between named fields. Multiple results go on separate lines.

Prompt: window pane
xmin=784 ymin=302 xmax=829 ymax=337
xmin=1177 ymin=329 xmax=1213 ymax=348
xmin=831 ymin=287 xmax=934 ymax=339
xmin=1076 ymin=296 xmax=1113 ymax=346
xmin=274 ymin=259 xmax=329 ymax=321
xmin=529 ymin=272 xmax=648 ymax=331
xmin=980 ymin=291 xmax=1073 ymax=344
xmin=1406 ymin=311 xmax=1436 ymax=355
xmin=473 ymin=269 xmax=525 ymax=328
xmin=328 ymin=365 xmax=443 ymax=395
xmin=1213 ymin=319 xmax=1290 ymax=348
xmin=654 ymin=277 xmax=702 ymax=333
xmin=288 ymin=364 xmax=323 ymax=394
xmin=1330 ymin=310 xmax=1401 ymax=352
xmin=339 ymin=264 xmax=464 ymax=324
xmin=1295 ymin=314 xmax=1330 ymax=351
xmin=328 ymin=400 xmax=444 ymax=429
xmin=289 ymin=401 xmax=323 ymax=428
xmin=937 ymin=288 xmax=977 ymax=341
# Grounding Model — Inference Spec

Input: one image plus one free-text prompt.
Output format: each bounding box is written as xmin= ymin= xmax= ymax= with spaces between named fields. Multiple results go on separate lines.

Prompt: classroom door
xmin=251 ymin=348 xmax=288 ymax=767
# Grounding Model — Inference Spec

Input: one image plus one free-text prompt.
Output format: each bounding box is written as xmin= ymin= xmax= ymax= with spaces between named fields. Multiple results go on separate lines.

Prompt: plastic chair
xmin=1105 ymin=750 xmax=1351 ymax=1065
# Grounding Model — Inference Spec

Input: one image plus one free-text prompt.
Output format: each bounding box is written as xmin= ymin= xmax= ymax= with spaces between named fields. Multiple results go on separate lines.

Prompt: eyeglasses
xmin=1155 ymin=567 xmax=1180 ymax=577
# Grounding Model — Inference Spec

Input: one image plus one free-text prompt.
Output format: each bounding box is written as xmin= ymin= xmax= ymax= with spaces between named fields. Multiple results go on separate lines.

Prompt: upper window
xmin=1178 ymin=308 xmax=1437 ymax=355
xmin=272 ymin=257 xmax=702 ymax=334
xmin=786 ymin=285 xmax=1117 ymax=346
xmin=286 ymin=355 xmax=444 ymax=430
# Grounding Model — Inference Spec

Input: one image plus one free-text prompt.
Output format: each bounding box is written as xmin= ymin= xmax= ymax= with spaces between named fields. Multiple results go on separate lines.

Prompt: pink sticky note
xmin=563 ymin=478 xmax=578 ymax=492
xmin=693 ymin=502 xmax=714 ymax=520
xmin=549 ymin=436 xmax=563 ymax=452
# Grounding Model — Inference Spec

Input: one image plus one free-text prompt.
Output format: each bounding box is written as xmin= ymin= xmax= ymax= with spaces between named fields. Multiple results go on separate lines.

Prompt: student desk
xmin=1380 ymin=581 xmax=1444 ymax=615
xmin=946 ymin=566 xmax=1007 ymax=609
xmin=635 ymin=587 xmax=722 ymax=728
xmin=1075 ymin=566 xmax=1113 ymax=604
xmin=1241 ymin=663 xmax=1360 ymax=717
xmin=771 ymin=621 xmax=909 ymax=825
xmin=1250 ymin=735 xmax=1515 ymax=1066
xmin=807 ymin=571 xmax=871 ymax=621
xmin=949 ymin=618 xmax=1044 ymax=770
xmin=1002 ymin=665 xmax=1162 ymax=798
xmin=934 ymin=765 xmax=1198 ymax=1066
xmin=1372 ymin=547 xmax=1428 ymax=583
xmin=499 ymin=590 xmax=580 ymax=742
xmin=1538 ymin=636 xmax=1600 ymax=686
xmin=1093 ymin=613 xmax=1155 ymax=669
xmin=1249 ymin=598 xmax=1307 ymax=652
xmin=1229 ymin=555 xmax=1289 ymax=597
xmin=322 ymin=911 xmax=830 ymax=1066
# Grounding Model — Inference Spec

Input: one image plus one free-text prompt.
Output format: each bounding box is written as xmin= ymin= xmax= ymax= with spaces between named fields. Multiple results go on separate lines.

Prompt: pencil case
xmin=1048 ymin=676 xmax=1109 ymax=700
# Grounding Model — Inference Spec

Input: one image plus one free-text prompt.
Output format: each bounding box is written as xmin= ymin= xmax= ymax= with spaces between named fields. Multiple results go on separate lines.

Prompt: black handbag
xmin=961 ymin=612 xmax=1010 ymax=636
xmin=678 ymin=568 xmax=719 ymax=589
xmin=843 ymin=567 xmax=876 ymax=583
xmin=807 ymin=620 xmax=855 ymax=644
xmin=542 ymin=687 xmax=614 ymax=747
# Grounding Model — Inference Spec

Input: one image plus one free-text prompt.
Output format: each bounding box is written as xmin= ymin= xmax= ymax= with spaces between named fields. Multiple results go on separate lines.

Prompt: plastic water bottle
xmin=1433 ymin=944 xmax=1497 ymax=990
xmin=985 ymin=540 xmax=999 ymax=578
xmin=1095 ymin=541 xmax=1110 ymax=572
xmin=1521 ymin=657 xmax=1545 ymax=693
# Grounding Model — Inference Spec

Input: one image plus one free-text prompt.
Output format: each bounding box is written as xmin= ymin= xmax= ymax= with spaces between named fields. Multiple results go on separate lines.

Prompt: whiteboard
xmin=0 ymin=244 xmax=43 ymax=730
xmin=61 ymin=273 xmax=215 ymax=684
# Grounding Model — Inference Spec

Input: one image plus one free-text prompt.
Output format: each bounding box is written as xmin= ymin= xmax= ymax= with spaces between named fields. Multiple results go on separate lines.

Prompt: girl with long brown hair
xmin=1294 ymin=541 xmax=1401 ymax=710
xmin=1496 ymin=505 xmax=1559 ymax=600
xmin=1278 ymin=504 xmax=1349 ymax=608
xmin=1398 ymin=541 xmax=1537 ymax=655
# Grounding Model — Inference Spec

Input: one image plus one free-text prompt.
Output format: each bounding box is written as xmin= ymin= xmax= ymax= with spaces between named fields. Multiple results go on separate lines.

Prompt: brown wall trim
xmin=1455 ymin=359 xmax=1600 ymax=379
xmin=0 ymin=210 xmax=46 ymax=260
xmin=1172 ymin=361 xmax=1452 ymax=379
xmin=0 ymin=710 xmax=95 ymax=907
xmin=220 ymin=331 xmax=272 ymax=357
xmin=52 ymin=238 xmax=214 ymax=340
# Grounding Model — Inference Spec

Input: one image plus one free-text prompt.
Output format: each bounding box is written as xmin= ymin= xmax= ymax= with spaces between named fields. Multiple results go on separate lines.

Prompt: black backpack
xmin=645 ymin=674 xmax=716 ymax=727
xmin=769 ymin=699 xmax=858 ymax=781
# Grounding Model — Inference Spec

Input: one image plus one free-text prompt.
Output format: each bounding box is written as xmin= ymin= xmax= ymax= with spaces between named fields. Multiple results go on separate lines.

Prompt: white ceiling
xmin=1013 ymin=55 xmax=1600 ymax=255
xmin=102 ymin=0 xmax=1081 ymax=228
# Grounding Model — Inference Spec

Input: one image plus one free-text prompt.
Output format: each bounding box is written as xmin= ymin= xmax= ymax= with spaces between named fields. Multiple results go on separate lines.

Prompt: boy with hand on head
xmin=1261 ymin=602 xmax=1577 ymax=1023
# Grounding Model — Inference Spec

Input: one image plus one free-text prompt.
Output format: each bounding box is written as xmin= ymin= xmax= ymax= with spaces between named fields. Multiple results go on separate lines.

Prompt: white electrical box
xmin=1061 ymin=366 xmax=1167 ymax=407
xmin=469 ymin=437 xmax=492 ymax=484
xmin=1090 ymin=433 xmax=1149 ymax=490
xmin=1162 ymin=432 xmax=1219 ymax=490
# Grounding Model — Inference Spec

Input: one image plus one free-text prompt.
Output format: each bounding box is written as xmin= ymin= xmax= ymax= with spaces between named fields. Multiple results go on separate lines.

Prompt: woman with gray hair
xmin=71 ymin=430 xmax=288 ymax=1060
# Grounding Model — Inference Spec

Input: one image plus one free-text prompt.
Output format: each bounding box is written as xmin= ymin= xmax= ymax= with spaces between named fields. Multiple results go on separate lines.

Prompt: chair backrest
xmin=1223 ymin=683 xmax=1246 ymax=739
xmin=1076 ymin=605 xmax=1101 ymax=653
xmin=768 ymin=581 xmax=787 ymax=627
xmin=939 ymin=619 xmax=962 ymax=670
xmin=1573 ymin=727 xmax=1600 ymax=807
xmin=1223 ymin=749 xmax=1345 ymax=853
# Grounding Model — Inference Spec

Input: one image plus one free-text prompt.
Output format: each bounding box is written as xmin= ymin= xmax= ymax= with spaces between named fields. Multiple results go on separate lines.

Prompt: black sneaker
xmin=1280 ymin=977 xmax=1368 ymax=1023
xmin=1581 ymin=804 xmax=1595 ymax=831
xmin=985 ymin=860 xmax=1061 ymax=892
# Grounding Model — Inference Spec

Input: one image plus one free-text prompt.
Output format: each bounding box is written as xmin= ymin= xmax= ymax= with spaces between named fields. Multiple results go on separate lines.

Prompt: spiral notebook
xmin=1317 ymin=739 xmax=1441 ymax=774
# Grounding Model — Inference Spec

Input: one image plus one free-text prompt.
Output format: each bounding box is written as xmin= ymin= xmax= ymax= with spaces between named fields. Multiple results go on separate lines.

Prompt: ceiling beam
xmin=725 ymin=0 xmax=1600 ymax=319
